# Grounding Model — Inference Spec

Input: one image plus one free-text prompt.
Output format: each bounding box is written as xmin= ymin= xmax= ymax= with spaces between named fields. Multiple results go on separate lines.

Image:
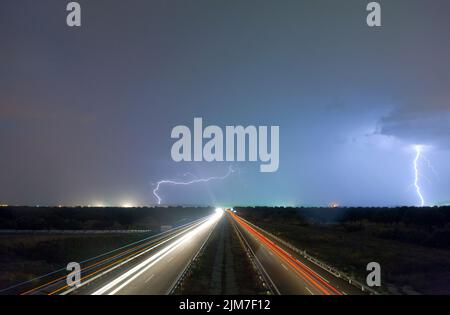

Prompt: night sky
xmin=1 ymin=0 xmax=449 ymax=207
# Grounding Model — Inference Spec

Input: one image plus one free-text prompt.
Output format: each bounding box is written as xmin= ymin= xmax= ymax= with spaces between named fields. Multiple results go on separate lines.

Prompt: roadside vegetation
xmin=0 ymin=206 xmax=212 ymax=230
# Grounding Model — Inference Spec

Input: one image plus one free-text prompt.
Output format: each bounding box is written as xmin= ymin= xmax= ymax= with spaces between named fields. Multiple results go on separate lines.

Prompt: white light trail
xmin=152 ymin=166 xmax=235 ymax=205
xmin=59 ymin=217 xmax=209 ymax=295
xmin=91 ymin=212 xmax=222 ymax=295
xmin=215 ymin=207 xmax=224 ymax=214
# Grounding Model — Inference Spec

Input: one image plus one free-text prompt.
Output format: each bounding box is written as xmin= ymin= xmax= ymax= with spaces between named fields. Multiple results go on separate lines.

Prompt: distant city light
xmin=329 ymin=202 xmax=340 ymax=208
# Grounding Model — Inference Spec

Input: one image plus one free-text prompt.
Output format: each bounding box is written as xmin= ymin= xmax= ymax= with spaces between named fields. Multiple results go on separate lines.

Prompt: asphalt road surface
xmin=228 ymin=211 xmax=366 ymax=295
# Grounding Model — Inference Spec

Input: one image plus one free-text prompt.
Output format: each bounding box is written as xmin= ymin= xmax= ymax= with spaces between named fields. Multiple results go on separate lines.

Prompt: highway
xmin=19 ymin=211 xmax=222 ymax=295
xmin=15 ymin=208 xmax=366 ymax=295
xmin=228 ymin=210 xmax=365 ymax=295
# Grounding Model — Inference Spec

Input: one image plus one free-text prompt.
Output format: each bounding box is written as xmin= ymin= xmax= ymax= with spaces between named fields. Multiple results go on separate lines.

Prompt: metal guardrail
xmin=229 ymin=216 xmax=278 ymax=295
xmin=239 ymin=217 xmax=379 ymax=295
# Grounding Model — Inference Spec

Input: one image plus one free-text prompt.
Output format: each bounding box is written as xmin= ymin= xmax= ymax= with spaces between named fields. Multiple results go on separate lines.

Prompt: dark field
xmin=0 ymin=206 xmax=212 ymax=230
xmin=0 ymin=233 xmax=148 ymax=291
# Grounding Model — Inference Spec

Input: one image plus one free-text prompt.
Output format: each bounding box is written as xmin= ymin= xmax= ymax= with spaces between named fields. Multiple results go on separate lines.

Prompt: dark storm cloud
xmin=379 ymin=105 xmax=450 ymax=149
xmin=378 ymin=97 xmax=450 ymax=149
xmin=1 ymin=0 xmax=450 ymax=206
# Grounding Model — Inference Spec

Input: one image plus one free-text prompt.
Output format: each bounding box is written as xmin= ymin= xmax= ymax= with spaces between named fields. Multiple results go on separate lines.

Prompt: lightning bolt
xmin=422 ymin=154 xmax=439 ymax=180
xmin=413 ymin=145 xmax=425 ymax=207
xmin=152 ymin=166 xmax=235 ymax=205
